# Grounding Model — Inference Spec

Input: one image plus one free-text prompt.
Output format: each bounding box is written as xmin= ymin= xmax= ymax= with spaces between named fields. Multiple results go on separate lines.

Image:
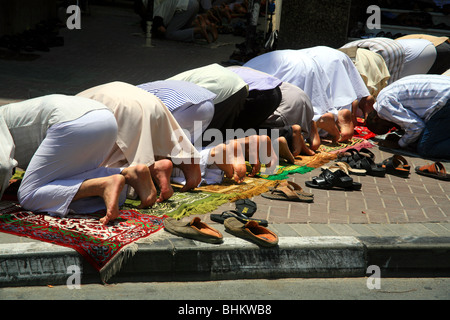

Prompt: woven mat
xmin=317 ymin=137 xmax=375 ymax=154
xmin=0 ymin=201 xmax=166 ymax=283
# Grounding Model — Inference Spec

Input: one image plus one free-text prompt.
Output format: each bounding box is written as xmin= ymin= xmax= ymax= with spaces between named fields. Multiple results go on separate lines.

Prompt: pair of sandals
xmin=338 ymin=148 xmax=386 ymax=177
xmin=305 ymin=168 xmax=362 ymax=191
xmin=329 ymin=153 xmax=411 ymax=178
xmin=210 ymin=199 xmax=269 ymax=226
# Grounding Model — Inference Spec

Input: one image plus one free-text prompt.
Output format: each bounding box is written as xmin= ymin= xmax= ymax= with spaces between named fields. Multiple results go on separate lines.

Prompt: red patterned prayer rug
xmin=0 ymin=201 xmax=166 ymax=282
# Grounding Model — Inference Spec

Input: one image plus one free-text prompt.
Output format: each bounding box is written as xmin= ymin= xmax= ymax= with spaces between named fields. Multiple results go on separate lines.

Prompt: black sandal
xmin=339 ymin=148 xmax=386 ymax=177
xmin=210 ymin=210 xmax=269 ymax=226
xmin=382 ymin=155 xmax=410 ymax=178
xmin=234 ymin=199 xmax=257 ymax=217
xmin=305 ymin=169 xmax=362 ymax=191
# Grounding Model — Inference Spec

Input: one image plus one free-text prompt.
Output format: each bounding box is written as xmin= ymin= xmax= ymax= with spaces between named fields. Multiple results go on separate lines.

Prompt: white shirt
xmin=153 ymin=0 xmax=189 ymax=25
xmin=374 ymin=75 xmax=450 ymax=148
xmin=0 ymin=94 xmax=110 ymax=199
xmin=341 ymin=38 xmax=405 ymax=83
xmin=167 ymin=63 xmax=248 ymax=104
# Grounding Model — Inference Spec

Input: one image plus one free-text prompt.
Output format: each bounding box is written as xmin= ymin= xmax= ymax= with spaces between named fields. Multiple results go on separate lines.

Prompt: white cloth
xmin=244 ymin=49 xmax=332 ymax=121
xmin=137 ymin=80 xmax=216 ymax=144
xmin=18 ymin=109 xmax=124 ymax=216
xmin=341 ymin=38 xmax=405 ymax=83
xmin=77 ymin=81 xmax=200 ymax=168
xmin=244 ymin=47 xmax=370 ymax=121
xmin=153 ymin=0 xmax=189 ymax=25
xmin=299 ymin=46 xmax=370 ymax=109
xmin=0 ymin=94 xmax=111 ymax=203
xmin=396 ymin=39 xmax=437 ymax=78
xmin=374 ymin=75 xmax=450 ymax=148
xmin=167 ymin=63 xmax=248 ymax=104
xmin=353 ymin=48 xmax=391 ymax=97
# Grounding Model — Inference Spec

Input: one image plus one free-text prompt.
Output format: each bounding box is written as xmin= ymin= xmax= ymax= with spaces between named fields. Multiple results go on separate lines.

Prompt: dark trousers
xmin=429 ymin=42 xmax=450 ymax=75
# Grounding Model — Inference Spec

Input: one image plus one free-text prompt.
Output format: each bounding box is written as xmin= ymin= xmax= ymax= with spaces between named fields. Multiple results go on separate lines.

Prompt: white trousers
xmin=18 ymin=110 xmax=125 ymax=217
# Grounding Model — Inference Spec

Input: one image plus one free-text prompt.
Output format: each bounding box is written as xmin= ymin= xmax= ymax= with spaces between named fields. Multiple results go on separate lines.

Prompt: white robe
xmin=0 ymin=95 xmax=122 ymax=216
xmin=77 ymin=81 xmax=200 ymax=168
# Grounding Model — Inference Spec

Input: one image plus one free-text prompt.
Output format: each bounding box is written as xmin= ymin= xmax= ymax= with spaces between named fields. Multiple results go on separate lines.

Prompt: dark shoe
xmin=234 ymin=199 xmax=257 ymax=217
xmin=163 ymin=217 xmax=223 ymax=244
xmin=415 ymin=162 xmax=450 ymax=181
xmin=305 ymin=169 xmax=362 ymax=191
xmin=382 ymin=154 xmax=410 ymax=178
xmin=262 ymin=182 xmax=314 ymax=202
xmin=224 ymin=217 xmax=278 ymax=247
xmin=210 ymin=210 xmax=269 ymax=226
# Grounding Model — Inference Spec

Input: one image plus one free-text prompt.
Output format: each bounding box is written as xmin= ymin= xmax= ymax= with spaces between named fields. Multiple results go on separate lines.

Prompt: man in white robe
xmin=0 ymin=95 xmax=155 ymax=225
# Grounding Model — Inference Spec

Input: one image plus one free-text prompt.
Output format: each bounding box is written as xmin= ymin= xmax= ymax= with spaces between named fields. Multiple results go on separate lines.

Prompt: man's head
xmin=366 ymin=110 xmax=397 ymax=135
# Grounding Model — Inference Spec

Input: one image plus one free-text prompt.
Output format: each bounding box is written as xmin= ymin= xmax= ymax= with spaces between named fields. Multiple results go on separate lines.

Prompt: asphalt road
xmin=1 ymin=277 xmax=448 ymax=301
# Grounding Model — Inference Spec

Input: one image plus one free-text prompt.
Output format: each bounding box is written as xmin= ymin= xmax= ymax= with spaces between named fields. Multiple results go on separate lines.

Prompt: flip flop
xmin=261 ymin=183 xmax=314 ymax=202
xmin=382 ymin=155 xmax=410 ymax=178
xmin=210 ymin=210 xmax=269 ymax=226
xmin=234 ymin=199 xmax=257 ymax=217
xmin=415 ymin=162 xmax=450 ymax=181
xmin=305 ymin=169 xmax=362 ymax=191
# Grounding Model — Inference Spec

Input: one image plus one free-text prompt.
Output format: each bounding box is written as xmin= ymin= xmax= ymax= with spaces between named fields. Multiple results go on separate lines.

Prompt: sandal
xmin=321 ymin=161 xmax=366 ymax=176
xmin=339 ymin=148 xmax=386 ymax=177
xmin=210 ymin=210 xmax=269 ymax=226
xmin=234 ymin=199 xmax=257 ymax=217
xmin=415 ymin=162 xmax=450 ymax=181
xmin=381 ymin=155 xmax=410 ymax=178
xmin=305 ymin=169 xmax=362 ymax=191
xmin=261 ymin=183 xmax=314 ymax=202
xmin=269 ymin=181 xmax=314 ymax=198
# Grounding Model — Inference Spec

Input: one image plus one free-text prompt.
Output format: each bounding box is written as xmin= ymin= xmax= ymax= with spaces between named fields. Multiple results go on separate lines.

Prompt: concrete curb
xmin=1 ymin=233 xmax=450 ymax=287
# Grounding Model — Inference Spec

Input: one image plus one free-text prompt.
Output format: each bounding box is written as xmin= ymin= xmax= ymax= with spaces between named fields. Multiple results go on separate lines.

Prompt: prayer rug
xmin=256 ymin=164 xmax=314 ymax=180
xmin=194 ymin=176 xmax=279 ymax=202
xmin=318 ymin=137 xmax=375 ymax=154
xmin=294 ymin=152 xmax=338 ymax=169
xmin=123 ymin=189 xmax=232 ymax=219
xmin=0 ymin=201 xmax=166 ymax=283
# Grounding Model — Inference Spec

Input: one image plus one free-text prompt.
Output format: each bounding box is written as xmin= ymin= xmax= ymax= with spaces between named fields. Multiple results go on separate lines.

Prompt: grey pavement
xmin=0 ymin=4 xmax=449 ymax=287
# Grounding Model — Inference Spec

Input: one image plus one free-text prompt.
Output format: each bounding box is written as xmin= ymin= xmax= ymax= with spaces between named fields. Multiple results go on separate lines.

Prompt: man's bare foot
xmin=207 ymin=25 xmax=218 ymax=42
xmin=359 ymin=95 xmax=375 ymax=120
xmin=98 ymin=175 xmax=126 ymax=225
xmin=176 ymin=162 xmax=202 ymax=191
xmin=292 ymin=124 xmax=315 ymax=156
xmin=337 ymin=109 xmax=354 ymax=142
xmin=309 ymin=121 xmax=321 ymax=151
xmin=121 ymin=164 xmax=157 ymax=209
xmin=277 ymin=136 xmax=295 ymax=163
xmin=317 ymin=112 xmax=341 ymax=143
xmin=210 ymin=140 xmax=247 ymax=183
xmin=149 ymin=159 xmax=174 ymax=203
xmin=73 ymin=174 xmax=126 ymax=225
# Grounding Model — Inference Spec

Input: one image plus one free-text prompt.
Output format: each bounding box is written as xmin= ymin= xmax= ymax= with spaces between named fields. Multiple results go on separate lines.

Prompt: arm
xmin=0 ymin=115 xmax=18 ymax=199
xmin=376 ymin=96 xmax=426 ymax=148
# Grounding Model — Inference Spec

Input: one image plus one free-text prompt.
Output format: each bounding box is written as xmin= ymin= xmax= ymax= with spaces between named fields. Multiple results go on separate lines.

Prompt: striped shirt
xmin=341 ymin=37 xmax=405 ymax=83
xmin=137 ymin=80 xmax=216 ymax=113
xmin=227 ymin=66 xmax=282 ymax=91
xmin=374 ymin=75 xmax=450 ymax=148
